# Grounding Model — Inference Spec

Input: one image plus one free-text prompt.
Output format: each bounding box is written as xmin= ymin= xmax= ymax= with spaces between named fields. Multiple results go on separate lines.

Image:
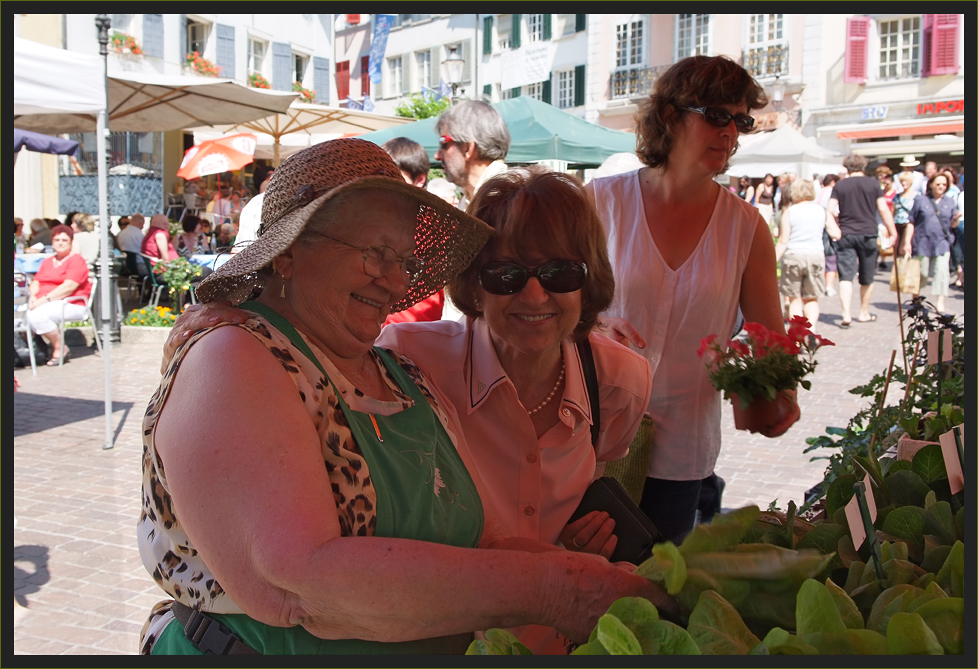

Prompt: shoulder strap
xmin=576 ymin=338 xmax=600 ymax=449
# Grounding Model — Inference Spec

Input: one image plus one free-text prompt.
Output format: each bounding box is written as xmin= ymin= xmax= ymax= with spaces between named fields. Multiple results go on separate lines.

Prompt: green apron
xmin=154 ymin=302 xmax=483 ymax=654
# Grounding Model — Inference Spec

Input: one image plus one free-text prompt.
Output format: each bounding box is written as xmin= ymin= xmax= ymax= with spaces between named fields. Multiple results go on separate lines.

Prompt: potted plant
xmin=153 ymin=257 xmax=202 ymax=297
xmin=111 ymin=31 xmax=143 ymax=55
xmin=699 ymin=317 xmax=834 ymax=433
xmin=292 ymin=82 xmax=315 ymax=102
xmin=185 ymin=51 xmax=221 ymax=77
xmin=121 ymin=305 xmax=181 ymax=345
xmin=896 ymin=403 xmax=965 ymax=461
xmin=249 ymin=72 xmax=271 ymax=89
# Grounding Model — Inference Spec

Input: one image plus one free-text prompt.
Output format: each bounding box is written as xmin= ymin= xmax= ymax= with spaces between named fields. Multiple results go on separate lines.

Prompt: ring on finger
xmin=572 ymin=537 xmax=585 ymax=549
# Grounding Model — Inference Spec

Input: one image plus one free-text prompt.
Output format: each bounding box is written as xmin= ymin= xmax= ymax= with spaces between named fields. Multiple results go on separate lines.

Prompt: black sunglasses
xmin=479 ymin=260 xmax=588 ymax=296
xmin=681 ymin=106 xmax=755 ymax=133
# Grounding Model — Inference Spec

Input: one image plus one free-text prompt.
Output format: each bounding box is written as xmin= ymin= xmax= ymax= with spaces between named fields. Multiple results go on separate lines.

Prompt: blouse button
xmin=526 ymin=453 xmax=538 ymax=463
xmin=561 ymin=408 xmax=571 ymax=417
xmin=524 ymin=505 xmax=536 ymax=516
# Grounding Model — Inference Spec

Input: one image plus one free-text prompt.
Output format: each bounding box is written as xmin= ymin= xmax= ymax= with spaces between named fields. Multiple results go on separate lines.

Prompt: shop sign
xmin=918 ymin=99 xmax=965 ymax=115
xmin=861 ymin=105 xmax=888 ymax=120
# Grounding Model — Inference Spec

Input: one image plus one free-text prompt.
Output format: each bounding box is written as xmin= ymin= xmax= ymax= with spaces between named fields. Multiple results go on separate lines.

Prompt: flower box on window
xmin=111 ymin=31 xmax=143 ymax=56
xmin=249 ymin=72 xmax=271 ymax=89
xmin=292 ymin=82 xmax=316 ymax=103
xmin=185 ymin=51 xmax=222 ymax=78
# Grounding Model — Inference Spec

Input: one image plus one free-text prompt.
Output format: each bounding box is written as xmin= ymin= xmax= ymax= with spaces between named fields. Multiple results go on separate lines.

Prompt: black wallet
xmin=568 ymin=477 xmax=660 ymax=564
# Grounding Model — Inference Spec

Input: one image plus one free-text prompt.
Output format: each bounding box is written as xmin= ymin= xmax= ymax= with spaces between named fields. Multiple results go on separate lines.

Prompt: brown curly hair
xmin=635 ymin=55 xmax=768 ymax=173
xmin=447 ymin=166 xmax=614 ymax=342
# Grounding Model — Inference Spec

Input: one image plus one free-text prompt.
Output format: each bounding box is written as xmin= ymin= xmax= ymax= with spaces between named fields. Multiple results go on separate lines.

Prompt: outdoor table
xmin=15 ymin=253 xmax=53 ymax=275
xmin=189 ymin=254 xmax=232 ymax=271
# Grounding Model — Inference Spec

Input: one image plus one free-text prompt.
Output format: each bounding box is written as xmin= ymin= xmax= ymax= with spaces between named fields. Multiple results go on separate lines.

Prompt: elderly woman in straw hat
xmin=138 ymin=138 xmax=672 ymax=655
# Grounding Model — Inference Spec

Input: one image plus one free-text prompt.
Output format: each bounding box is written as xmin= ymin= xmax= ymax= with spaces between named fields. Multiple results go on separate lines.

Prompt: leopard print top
xmin=137 ymin=314 xmax=457 ymax=619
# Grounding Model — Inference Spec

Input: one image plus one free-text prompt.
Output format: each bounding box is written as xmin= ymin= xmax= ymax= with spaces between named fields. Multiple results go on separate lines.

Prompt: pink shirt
xmin=140 ymin=227 xmax=177 ymax=262
xmin=376 ymin=316 xmax=651 ymax=544
xmin=35 ymin=253 xmax=91 ymax=301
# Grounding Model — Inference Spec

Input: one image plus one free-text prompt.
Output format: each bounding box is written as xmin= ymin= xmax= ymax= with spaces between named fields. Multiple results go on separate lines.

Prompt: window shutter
xmin=430 ymin=49 xmax=438 ymax=89
xmin=512 ymin=14 xmax=522 ymax=48
xmin=923 ymin=14 xmax=961 ymax=76
xmin=843 ymin=16 xmax=870 ymax=84
xmin=574 ymin=64 xmax=586 ymax=107
xmin=483 ymin=16 xmax=494 ymax=55
xmin=142 ymin=14 xmax=164 ymax=59
xmin=336 ymin=60 xmax=350 ymax=100
xmin=180 ymin=15 xmax=188 ymax=57
xmin=483 ymin=83 xmax=492 ymax=97
xmin=575 ymin=14 xmax=586 ymax=33
xmin=361 ymin=55 xmax=370 ymax=97
xmin=313 ymin=56 xmax=330 ymax=103
xmin=542 ymin=76 xmax=551 ymax=104
xmin=462 ymin=39 xmax=472 ymax=83
xmin=543 ymin=14 xmax=552 ymax=41
xmin=272 ymin=42 xmax=292 ymax=91
xmin=215 ymin=24 xmax=235 ymax=79
xmin=511 ymin=86 xmax=521 ymax=98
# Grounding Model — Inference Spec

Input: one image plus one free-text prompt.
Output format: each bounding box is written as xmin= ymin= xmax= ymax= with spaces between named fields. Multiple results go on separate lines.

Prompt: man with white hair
xmin=434 ymin=100 xmax=511 ymax=208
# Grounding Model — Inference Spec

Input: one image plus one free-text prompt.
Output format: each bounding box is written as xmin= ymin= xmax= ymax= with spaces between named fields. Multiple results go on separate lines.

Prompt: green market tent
xmin=358 ymin=96 xmax=637 ymax=168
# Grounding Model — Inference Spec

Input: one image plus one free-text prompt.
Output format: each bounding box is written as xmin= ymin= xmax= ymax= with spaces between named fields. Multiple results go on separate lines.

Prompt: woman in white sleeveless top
xmin=585 ymin=55 xmax=800 ymax=543
xmin=775 ymin=179 xmax=842 ymax=332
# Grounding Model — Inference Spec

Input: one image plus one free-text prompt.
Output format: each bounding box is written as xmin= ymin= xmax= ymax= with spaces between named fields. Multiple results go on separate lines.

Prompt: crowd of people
xmin=13 ymin=52 xmax=965 ymax=656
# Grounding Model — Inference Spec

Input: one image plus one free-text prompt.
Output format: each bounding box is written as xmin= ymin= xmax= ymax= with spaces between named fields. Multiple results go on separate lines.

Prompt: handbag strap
xmin=926 ymin=196 xmax=952 ymax=238
xmin=576 ymin=338 xmax=600 ymax=449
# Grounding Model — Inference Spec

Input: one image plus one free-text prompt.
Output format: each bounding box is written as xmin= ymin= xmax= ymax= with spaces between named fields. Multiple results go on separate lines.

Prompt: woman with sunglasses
xmin=585 ymin=55 xmax=800 ymax=544
xmin=162 ymin=166 xmax=655 ymax=654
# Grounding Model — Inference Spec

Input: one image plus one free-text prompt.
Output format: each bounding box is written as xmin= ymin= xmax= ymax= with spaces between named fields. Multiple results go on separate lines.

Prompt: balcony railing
xmin=742 ymin=43 xmax=788 ymax=78
xmin=609 ymin=64 xmax=671 ymax=100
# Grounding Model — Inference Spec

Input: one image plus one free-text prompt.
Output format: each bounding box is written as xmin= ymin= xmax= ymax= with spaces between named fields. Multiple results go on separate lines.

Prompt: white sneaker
xmin=826 ymin=287 xmax=837 ymax=297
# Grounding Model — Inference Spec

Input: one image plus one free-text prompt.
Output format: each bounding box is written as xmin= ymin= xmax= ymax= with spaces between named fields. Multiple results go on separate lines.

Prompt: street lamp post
xmin=770 ymin=76 xmax=786 ymax=112
xmin=441 ymin=44 xmax=464 ymax=104
xmin=95 ymin=14 xmax=115 ymax=449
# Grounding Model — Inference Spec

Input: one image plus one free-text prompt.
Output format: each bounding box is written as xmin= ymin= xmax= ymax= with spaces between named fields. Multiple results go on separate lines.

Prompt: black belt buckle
xmin=185 ymin=608 xmax=237 ymax=655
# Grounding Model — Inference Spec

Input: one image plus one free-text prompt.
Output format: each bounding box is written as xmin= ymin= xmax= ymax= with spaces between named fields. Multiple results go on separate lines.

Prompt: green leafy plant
xmin=899 ymin=404 xmax=965 ymax=443
xmin=125 ymin=305 xmax=180 ymax=327
xmin=152 ymin=257 xmax=202 ymax=295
xmin=248 ymin=72 xmax=270 ymax=89
xmin=186 ymin=51 xmax=221 ymax=77
xmin=394 ymin=93 xmax=450 ymax=119
xmin=699 ymin=316 xmax=834 ymax=409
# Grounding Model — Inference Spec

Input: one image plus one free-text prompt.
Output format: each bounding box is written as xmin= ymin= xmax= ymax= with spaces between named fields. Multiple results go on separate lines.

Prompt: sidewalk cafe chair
xmin=165 ymin=194 xmax=186 ymax=221
xmin=13 ymin=271 xmax=38 ymax=376
xmin=56 ymin=274 xmax=102 ymax=366
xmin=141 ymin=254 xmax=167 ymax=309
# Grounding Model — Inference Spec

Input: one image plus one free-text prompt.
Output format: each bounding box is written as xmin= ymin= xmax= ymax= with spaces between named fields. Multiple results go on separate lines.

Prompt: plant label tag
xmin=845 ymin=473 xmax=877 ymax=549
xmin=926 ymin=329 xmax=953 ymax=365
xmin=939 ymin=424 xmax=964 ymax=494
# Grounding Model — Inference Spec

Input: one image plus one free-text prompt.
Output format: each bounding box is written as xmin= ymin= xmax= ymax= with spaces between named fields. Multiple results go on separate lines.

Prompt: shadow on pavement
xmin=13 ymin=545 xmax=50 ymax=608
xmin=13 ymin=392 xmax=136 ymax=440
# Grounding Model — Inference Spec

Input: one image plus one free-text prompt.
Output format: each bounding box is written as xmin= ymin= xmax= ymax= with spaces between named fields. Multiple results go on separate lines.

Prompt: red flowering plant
xmin=292 ymin=82 xmax=316 ymax=102
xmin=186 ymin=51 xmax=221 ymax=77
xmin=698 ymin=316 xmax=834 ymax=410
xmin=111 ymin=32 xmax=143 ymax=55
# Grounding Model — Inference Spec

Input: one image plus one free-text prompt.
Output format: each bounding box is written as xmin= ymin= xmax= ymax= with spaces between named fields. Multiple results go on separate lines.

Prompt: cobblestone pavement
xmin=11 ymin=271 xmax=966 ymax=654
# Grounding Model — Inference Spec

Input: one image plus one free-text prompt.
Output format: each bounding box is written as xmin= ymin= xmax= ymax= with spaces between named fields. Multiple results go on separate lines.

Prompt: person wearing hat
xmin=896 ymin=155 xmax=928 ymax=195
xmin=137 ymin=138 xmax=673 ymax=655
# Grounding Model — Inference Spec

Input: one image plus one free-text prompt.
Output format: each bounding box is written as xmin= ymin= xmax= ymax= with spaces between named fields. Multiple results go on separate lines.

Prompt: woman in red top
xmin=140 ymin=214 xmax=178 ymax=263
xmin=27 ymin=225 xmax=92 ymax=365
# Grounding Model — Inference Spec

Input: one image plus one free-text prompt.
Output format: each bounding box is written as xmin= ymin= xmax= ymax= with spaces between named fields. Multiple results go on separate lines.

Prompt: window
xmin=336 ymin=60 xmax=350 ymax=99
xmin=248 ymin=38 xmax=266 ymax=75
xmin=497 ymin=15 xmax=513 ymax=50
xmin=187 ymin=19 xmax=208 ymax=56
xmin=294 ymin=54 xmax=308 ymax=85
xmin=745 ymin=14 xmax=786 ymax=77
xmin=557 ymin=70 xmax=575 ymax=108
xmin=415 ymin=50 xmax=431 ymax=91
xmin=387 ymin=56 xmax=402 ymax=97
xmin=528 ymin=14 xmax=544 ymax=42
xmin=879 ymin=17 xmax=920 ymax=79
xmin=500 ymin=84 xmax=516 ymax=100
xmin=112 ymin=14 xmax=132 ymax=34
xmin=616 ymin=20 xmax=644 ymax=67
xmin=676 ymin=14 xmax=710 ymax=59
xmin=526 ymin=81 xmax=543 ymax=100
xmin=360 ymin=55 xmax=370 ymax=97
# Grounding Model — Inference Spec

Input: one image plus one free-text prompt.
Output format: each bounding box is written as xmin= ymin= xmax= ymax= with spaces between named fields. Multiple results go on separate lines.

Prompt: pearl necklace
xmin=526 ymin=354 xmax=565 ymax=415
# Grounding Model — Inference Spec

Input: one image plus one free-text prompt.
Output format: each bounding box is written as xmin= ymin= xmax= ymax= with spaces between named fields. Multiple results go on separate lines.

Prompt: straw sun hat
xmin=899 ymin=155 xmax=921 ymax=167
xmin=195 ymin=138 xmax=492 ymax=311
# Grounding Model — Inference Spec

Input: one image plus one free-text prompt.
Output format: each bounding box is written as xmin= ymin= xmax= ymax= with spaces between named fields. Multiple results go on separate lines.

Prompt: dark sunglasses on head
xmin=479 ymin=260 xmax=588 ymax=296
xmin=681 ymin=106 xmax=755 ymax=133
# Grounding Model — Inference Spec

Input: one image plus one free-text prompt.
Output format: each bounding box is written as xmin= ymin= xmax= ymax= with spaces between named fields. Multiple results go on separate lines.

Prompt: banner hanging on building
xmin=368 ymin=14 xmax=395 ymax=84
xmin=500 ymin=42 xmax=554 ymax=90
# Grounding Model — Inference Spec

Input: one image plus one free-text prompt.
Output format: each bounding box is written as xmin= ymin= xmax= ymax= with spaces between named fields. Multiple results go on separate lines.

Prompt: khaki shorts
xmin=779 ymin=251 xmax=826 ymax=299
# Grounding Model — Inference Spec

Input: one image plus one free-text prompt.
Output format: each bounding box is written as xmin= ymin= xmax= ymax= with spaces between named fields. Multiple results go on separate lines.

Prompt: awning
xmin=838 ymin=120 xmax=964 ymax=139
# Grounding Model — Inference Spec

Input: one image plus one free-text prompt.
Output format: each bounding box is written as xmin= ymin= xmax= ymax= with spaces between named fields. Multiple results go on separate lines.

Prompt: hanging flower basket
xmin=111 ymin=31 xmax=143 ymax=56
xmin=292 ymin=82 xmax=316 ymax=102
xmin=185 ymin=51 xmax=221 ymax=77
xmin=249 ymin=72 xmax=271 ymax=89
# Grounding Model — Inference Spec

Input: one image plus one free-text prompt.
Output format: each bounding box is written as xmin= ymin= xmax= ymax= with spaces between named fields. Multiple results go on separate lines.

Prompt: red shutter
xmin=347 ymin=15 xmax=360 ymax=26
xmin=844 ymin=16 xmax=871 ymax=84
xmin=923 ymin=14 xmax=961 ymax=76
xmin=361 ymin=55 xmax=370 ymax=97
xmin=336 ymin=60 xmax=350 ymax=100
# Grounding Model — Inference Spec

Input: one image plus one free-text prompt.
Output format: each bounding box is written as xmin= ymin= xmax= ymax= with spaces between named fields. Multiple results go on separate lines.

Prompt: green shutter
xmin=483 ymin=83 xmax=492 ymax=97
xmin=483 ymin=16 xmax=493 ymax=55
xmin=574 ymin=64 xmax=585 ymax=107
xmin=512 ymin=14 xmax=522 ymax=48
xmin=575 ymin=14 xmax=586 ymax=33
xmin=543 ymin=14 xmax=552 ymax=41
xmin=511 ymin=86 xmax=521 ymax=98
xmin=542 ymin=77 xmax=552 ymax=104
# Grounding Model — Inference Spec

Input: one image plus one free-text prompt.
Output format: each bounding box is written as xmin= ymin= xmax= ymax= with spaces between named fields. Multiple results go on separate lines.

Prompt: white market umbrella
xmin=729 ymin=124 xmax=844 ymax=179
xmin=189 ymin=102 xmax=414 ymax=166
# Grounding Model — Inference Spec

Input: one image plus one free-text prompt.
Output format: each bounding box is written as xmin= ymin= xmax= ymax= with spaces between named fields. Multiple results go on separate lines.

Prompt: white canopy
xmin=730 ymin=124 xmax=845 ymax=180
xmin=13 ymin=37 xmax=297 ymax=135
